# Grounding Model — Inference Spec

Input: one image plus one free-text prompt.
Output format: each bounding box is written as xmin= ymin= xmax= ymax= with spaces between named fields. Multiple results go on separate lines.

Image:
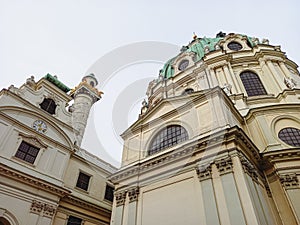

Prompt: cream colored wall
xmin=246 ymin=110 xmax=300 ymax=152
xmin=63 ymin=155 xmax=113 ymax=211
xmin=121 ymin=90 xmax=243 ymax=166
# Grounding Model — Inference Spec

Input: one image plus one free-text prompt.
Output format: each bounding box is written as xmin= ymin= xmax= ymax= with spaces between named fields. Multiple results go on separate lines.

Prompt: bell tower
xmin=70 ymin=73 xmax=103 ymax=146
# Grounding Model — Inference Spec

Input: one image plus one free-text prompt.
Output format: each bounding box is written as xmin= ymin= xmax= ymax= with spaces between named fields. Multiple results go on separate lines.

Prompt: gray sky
xmin=1 ymin=0 xmax=299 ymax=167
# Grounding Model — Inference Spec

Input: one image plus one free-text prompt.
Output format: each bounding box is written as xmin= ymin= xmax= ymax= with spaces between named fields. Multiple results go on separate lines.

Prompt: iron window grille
xmin=240 ymin=71 xmax=267 ymax=96
xmin=278 ymin=127 xmax=300 ymax=147
xmin=15 ymin=141 xmax=40 ymax=164
xmin=76 ymin=172 xmax=91 ymax=191
xmin=148 ymin=125 xmax=188 ymax=155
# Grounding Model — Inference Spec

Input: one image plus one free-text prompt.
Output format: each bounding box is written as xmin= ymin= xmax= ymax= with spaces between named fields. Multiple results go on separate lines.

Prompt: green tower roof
xmin=159 ymin=33 xmax=258 ymax=79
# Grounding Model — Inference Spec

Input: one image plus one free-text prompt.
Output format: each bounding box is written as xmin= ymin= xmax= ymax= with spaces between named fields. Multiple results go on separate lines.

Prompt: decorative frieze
xmin=215 ymin=157 xmax=233 ymax=175
xmin=196 ymin=164 xmax=212 ymax=181
xmin=279 ymin=174 xmax=299 ymax=190
xmin=128 ymin=187 xmax=140 ymax=203
xmin=115 ymin=191 xmax=127 ymax=207
xmin=30 ymin=200 xmax=56 ymax=217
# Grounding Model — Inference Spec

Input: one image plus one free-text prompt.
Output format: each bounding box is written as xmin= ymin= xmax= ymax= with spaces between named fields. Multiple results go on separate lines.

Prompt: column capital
xmin=279 ymin=174 xmax=299 ymax=190
xmin=115 ymin=191 xmax=127 ymax=207
xmin=196 ymin=164 xmax=212 ymax=181
xmin=215 ymin=156 xmax=233 ymax=175
xmin=128 ymin=187 xmax=140 ymax=203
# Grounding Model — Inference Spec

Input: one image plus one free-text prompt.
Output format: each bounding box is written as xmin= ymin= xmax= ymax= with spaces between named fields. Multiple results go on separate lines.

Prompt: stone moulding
xmin=196 ymin=164 xmax=212 ymax=181
xmin=279 ymin=173 xmax=299 ymax=190
xmin=110 ymin=126 xmax=261 ymax=183
xmin=30 ymin=200 xmax=56 ymax=218
xmin=215 ymin=156 xmax=233 ymax=175
xmin=128 ymin=187 xmax=140 ymax=203
xmin=115 ymin=191 xmax=127 ymax=207
xmin=0 ymin=163 xmax=71 ymax=197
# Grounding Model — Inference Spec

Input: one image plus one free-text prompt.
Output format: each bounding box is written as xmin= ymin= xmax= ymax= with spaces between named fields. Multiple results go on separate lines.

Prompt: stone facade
xmin=0 ymin=74 xmax=116 ymax=225
xmin=110 ymin=33 xmax=300 ymax=225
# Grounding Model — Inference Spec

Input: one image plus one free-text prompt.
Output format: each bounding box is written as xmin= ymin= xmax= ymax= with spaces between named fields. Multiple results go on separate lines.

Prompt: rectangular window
xmin=104 ymin=184 xmax=114 ymax=202
xmin=67 ymin=216 xmax=82 ymax=225
xmin=76 ymin=172 xmax=91 ymax=191
xmin=15 ymin=141 xmax=40 ymax=164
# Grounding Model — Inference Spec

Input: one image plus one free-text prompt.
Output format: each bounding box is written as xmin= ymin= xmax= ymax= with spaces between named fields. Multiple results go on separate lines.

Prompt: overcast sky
xmin=1 ymin=0 xmax=299 ymax=167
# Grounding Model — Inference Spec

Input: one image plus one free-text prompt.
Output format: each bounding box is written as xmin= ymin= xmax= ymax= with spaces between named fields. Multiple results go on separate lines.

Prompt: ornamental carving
xmin=279 ymin=174 xmax=299 ymax=190
xmin=30 ymin=200 xmax=44 ymax=214
xmin=30 ymin=200 xmax=56 ymax=217
xmin=128 ymin=187 xmax=140 ymax=203
xmin=43 ymin=204 xmax=56 ymax=217
xmin=115 ymin=191 xmax=127 ymax=207
xmin=215 ymin=157 xmax=233 ymax=175
xmin=239 ymin=155 xmax=258 ymax=182
xmin=196 ymin=164 xmax=212 ymax=181
xmin=19 ymin=133 xmax=48 ymax=149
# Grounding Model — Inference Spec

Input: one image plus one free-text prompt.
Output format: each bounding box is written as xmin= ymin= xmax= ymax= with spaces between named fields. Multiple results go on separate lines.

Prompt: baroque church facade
xmin=109 ymin=32 xmax=300 ymax=225
xmin=0 ymin=74 xmax=117 ymax=225
xmin=0 ymin=31 xmax=299 ymax=225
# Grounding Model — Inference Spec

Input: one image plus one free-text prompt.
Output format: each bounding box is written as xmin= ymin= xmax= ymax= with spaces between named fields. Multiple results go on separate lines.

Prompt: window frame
xmin=14 ymin=141 xmax=40 ymax=164
xmin=76 ymin=171 xmax=91 ymax=191
xmin=278 ymin=127 xmax=300 ymax=147
xmin=67 ymin=215 xmax=82 ymax=225
xmin=240 ymin=71 xmax=267 ymax=97
xmin=39 ymin=98 xmax=57 ymax=115
xmin=104 ymin=184 xmax=114 ymax=202
xmin=148 ymin=125 xmax=188 ymax=156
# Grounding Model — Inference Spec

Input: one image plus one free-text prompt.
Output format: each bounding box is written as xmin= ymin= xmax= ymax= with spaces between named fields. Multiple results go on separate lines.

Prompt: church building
xmin=109 ymin=32 xmax=300 ymax=225
xmin=0 ymin=31 xmax=300 ymax=225
xmin=0 ymin=74 xmax=117 ymax=225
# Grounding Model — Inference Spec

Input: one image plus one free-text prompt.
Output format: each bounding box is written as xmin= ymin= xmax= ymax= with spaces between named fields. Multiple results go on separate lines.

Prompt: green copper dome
xmin=159 ymin=33 xmax=258 ymax=79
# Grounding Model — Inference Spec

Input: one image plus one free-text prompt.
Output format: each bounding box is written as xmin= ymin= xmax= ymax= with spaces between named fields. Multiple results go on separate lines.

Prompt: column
xmin=127 ymin=187 xmax=139 ymax=225
xmin=113 ymin=191 xmax=127 ymax=225
xmin=196 ymin=164 xmax=220 ymax=225
xmin=278 ymin=61 xmax=290 ymax=78
xmin=215 ymin=156 xmax=247 ymax=225
xmin=209 ymin=68 xmax=219 ymax=88
xmin=29 ymin=200 xmax=57 ymax=225
xmin=235 ymin=154 xmax=266 ymax=225
xmin=223 ymin=63 xmax=237 ymax=94
xmin=266 ymin=60 xmax=286 ymax=90
xmin=279 ymin=174 xmax=300 ymax=223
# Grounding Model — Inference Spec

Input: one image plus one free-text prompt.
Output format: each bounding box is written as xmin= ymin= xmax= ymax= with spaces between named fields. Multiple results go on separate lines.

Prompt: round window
xmin=278 ymin=127 xmax=300 ymax=147
xmin=228 ymin=42 xmax=243 ymax=51
xmin=178 ymin=59 xmax=189 ymax=71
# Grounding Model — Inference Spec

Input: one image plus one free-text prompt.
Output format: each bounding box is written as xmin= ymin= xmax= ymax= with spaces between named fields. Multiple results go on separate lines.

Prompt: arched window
xmin=148 ymin=125 xmax=188 ymax=156
xmin=278 ymin=127 xmax=300 ymax=147
xmin=240 ymin=71 xmax=267 ymax=96
xmin=39 ymin=98 xmax=57 ymax=115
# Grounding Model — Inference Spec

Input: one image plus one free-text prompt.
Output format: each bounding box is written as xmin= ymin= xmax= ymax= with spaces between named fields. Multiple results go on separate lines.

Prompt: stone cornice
xmin=0 ymin=111 xmax=75 ymax=152
xmin=0 ymin=163 xmax=71 ymax=197
xmin=62 ymin=195 xmax=111 ymax=217
xmin=111 ymin=126 xmax=261 ymax=184
xmin=262 ymin=148 xmax=300 ymax=164
xmin=122 ymin=87 xmax=243 ymax=138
